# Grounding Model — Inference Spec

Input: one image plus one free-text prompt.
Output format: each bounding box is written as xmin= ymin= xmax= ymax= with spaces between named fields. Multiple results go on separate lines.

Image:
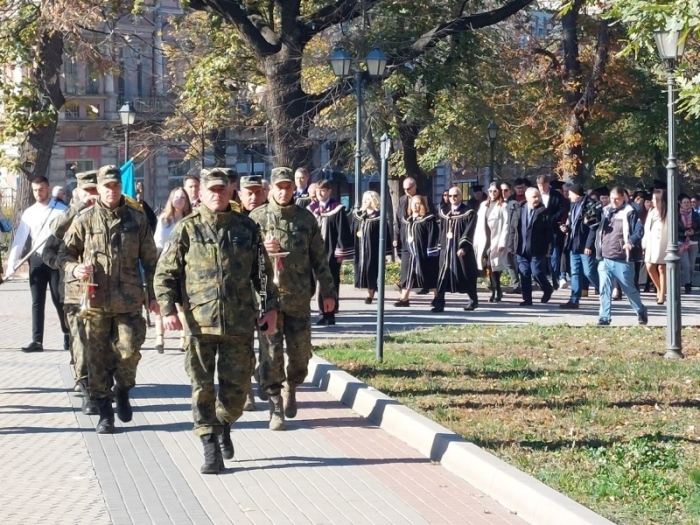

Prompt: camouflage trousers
xmin=258 ymin=312 xmax=312 ymax=395
xmin=85 ymin=311 xmax=146 ymax=399
xmin=64 ymin=305 xmax=88 ymax=382
xmin=186 ymin=333 xmax=255 ymax=437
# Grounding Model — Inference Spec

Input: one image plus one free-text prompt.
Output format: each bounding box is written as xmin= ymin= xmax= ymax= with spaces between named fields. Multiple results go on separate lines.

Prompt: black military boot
xmin=114 ymin=387 xmax=133 ymax=422
xmin=200 ymin=434 xmax=224 ymax=474
xmin=219 ymin=423 xmax=234 ymax=460
xmin=95 ymin=398 xmax=115 ymax=434
xmin=82 ymin=396 xmax=99 ymax=415
xmin=268 ymin=394 xmax=286 ymax=431
xmin=74 ymin=378 xmax=88 ymax=396
xmin=284 ymin=386 xmax=297 ymax=419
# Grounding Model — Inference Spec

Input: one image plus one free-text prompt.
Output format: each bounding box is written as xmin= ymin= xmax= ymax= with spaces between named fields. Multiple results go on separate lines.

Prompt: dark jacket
xmin=507 ymin=201 xmax=552 ymax=258
xmin=564 ymin=196 xmax=601 ymax=254
xmin=678 ymin=209 xmax=700 ymax=243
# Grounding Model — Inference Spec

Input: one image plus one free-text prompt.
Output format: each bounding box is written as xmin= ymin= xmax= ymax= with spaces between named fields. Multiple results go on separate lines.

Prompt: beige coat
xmin=643 ymin=208 xmax=668 ymax=265
xmin=473 ymin=200 xmax=509 ymax=271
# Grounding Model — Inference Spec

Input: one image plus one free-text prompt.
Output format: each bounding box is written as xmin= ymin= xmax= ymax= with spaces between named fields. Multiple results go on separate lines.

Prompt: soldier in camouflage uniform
xmin=249 ymin=167 xmax=336 ymax=431
xmin=61 ymin=165 xmax=159 ymax=434
xmin=154 ymin=168 xmax=279 ymax=474
xmin=43 ymin=170 xmax=99 ymax=415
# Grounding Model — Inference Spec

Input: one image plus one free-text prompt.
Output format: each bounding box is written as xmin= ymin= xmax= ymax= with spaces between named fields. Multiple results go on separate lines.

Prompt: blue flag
xmin=120 ymin=159 xmax=136 ymax=199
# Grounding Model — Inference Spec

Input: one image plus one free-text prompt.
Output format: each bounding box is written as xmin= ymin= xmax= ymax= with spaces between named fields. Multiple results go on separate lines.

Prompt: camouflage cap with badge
xmin=76 ymin=170 xmax=98 ymax=189
xmin=97 ymin=165 xmax=121 ymax=186
xmin=200 ymin=168 xmax=228 ymax=188
xmin=240 ymin=175 xmax=263 ymax=189
xmin=271 ymin=167 xmax=293 ymax=185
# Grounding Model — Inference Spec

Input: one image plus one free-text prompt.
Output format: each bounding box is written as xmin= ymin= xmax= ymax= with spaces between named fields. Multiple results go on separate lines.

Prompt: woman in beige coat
xmin=643 ymin=189 xmax=668 ymax=304
xmin=473 ymin=182 xmax=509 ymax=302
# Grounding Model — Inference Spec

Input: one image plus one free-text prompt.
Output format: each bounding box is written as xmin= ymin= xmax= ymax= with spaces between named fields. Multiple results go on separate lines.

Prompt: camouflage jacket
xmin=249 ymin=199 xmax=336 ymax=315
xmin=43 ymin=200 xmax=91 ymax=304
xmin=60 ymin=197 xmax=158 ymax=314
xmin=154 ymin=204 xmax=279 ymax=337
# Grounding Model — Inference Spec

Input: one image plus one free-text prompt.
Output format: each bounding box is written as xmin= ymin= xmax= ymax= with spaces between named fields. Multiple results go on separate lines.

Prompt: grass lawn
xmin=315 ymin=324 xmax=700 ymax=525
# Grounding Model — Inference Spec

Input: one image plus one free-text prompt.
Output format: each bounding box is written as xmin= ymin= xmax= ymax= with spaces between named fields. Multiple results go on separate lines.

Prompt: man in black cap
xmin=465 ymin=184 xmax=484 ymax=212
xmin=559 ymin=184 xmax=601 ymax=309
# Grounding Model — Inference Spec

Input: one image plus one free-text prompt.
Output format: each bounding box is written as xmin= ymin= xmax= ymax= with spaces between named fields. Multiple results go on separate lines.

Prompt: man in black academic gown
xmin=432 ymin=187 xmax=479 ymax=312
xmin=465 ymin=184 xmax=485 ymax=212
xmin=309 ymin=179 xmax=354 ymax=325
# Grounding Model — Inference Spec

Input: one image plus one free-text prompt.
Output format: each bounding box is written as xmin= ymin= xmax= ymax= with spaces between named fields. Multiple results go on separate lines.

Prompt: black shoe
xmin=114 ymin=387 xmax=133 ymax=423
xmin=685 ymin=284 xmax=692 ymax=294
xmin=416 ymin=287 xmax=430 ymax=295
xmin=541 ymin=290 xmax=552 ymax=303
xmin=559 ymin=301 xmax=579 ymax=310
xmin=284 ymin=388 xmax=297 ymax=419
xmin=82 ymin=396 xmax=99 ymax=416
xmin=364 ymin=297 xmax=373 ymax=304
xmin=200 ymin=434 xmax=224 ymax=474
xmin=257 ymin=381 xmax=269 ymax=402
xmin=552 ymin=281 xmax=559 ymax=291
xmin=463 ymin=301 xmax=478 ymax=311
xmin=95 ymin=398 xmax=115 ymax=434
xmin=21 ymin=342 xmax=43 ymax=353
xmin=519 ymin=300 xmax=533 ymax=306
xmin=63 ymin=334 xmax=70 ymax=351
xmin=638 ymin=311 xmax=648 ymax=325
xmin=488 ymin=294 xmax=496 ymax=303
xmin=393 ymin=300 xmax=410 ymax=307
xmin=431 ymin=306 xmax=444 ymax=313
xmin=219 ymin=423 xmax=234 ymax=460
xmin=597 ymin=319 xmax=611 ymax=326
xmin=316 ymin=316 xmax=336 ymax=326
xmin=510 ymin=286 xmax=522 ymax=294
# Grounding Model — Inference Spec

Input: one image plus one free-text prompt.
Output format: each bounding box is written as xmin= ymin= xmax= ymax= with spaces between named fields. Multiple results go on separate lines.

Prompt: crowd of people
xmin=1 ymin=164 xmax=698 ymax=474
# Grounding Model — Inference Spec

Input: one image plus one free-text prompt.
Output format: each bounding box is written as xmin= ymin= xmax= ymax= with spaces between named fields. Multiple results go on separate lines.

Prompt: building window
xmin=167 ymin=159 xmax=193 ymax=188
xmin=64 ymin=102 xmax=80 ymax=119
xmin=86 ymin=63 xmax=100 ymax=94
xmin=236 ymin=144 xmax=266 ymax=175
xmin=64 ymin=57 xmax=78 ymax=95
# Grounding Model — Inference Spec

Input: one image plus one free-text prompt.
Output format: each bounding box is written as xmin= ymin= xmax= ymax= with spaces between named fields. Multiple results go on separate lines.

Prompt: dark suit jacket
xmin=508 ymin=202 xmax=552 ymax=258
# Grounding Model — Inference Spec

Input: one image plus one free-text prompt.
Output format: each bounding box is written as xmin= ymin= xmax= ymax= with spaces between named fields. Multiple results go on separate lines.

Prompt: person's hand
xmin=623 ymin=242 xmax=634 ymax=251
xmin=323 ymin=298 xmax=336 ymax=313
xmin=82 ymin=194 xmax=97 ymax=205
xmin=456 ymin=248 xmax=465 ymax=257
xmin=163 ymin=313 xmax=182 ymax=331
xmin=686 ymin=229 xmax=694 ymax=236
xmin=584 ymin=248 xmax=592 ymax=256
xmin=560 ymin=224 xmax=569 ymax=232
xmin=259 ymin=310 xmax=277 ymax=335
xmin=149 ymin=300 xmax=160 ymax=315
xmin=74 ymin=263 xmax=93 ymax=280
xmin=392 ymin=240 xmax=398 ymax=247
xmin=336 ymin=257 xmax=343 ymax=264
xmin=264 ymin=238 xmax=280 ymax=253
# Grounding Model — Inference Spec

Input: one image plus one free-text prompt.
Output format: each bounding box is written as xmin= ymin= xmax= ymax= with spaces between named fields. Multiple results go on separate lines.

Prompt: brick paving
xmin=0 ymin=279 xmax=531 ymax=525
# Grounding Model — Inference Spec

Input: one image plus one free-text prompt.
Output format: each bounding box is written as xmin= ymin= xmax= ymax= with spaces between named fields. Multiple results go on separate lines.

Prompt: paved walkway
xmin=0 ymin=279 xmax=528 ymax=525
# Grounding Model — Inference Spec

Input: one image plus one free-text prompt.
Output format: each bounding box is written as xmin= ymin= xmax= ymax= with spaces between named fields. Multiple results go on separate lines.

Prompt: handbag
xmin=680 ymin=240 xmax=690 ymax=255
xmin=0 ymin=218 xmax=11 ymax=233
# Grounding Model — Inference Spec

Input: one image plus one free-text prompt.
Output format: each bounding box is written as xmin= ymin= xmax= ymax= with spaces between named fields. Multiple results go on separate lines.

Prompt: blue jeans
xmin=517 ymin=254 xmax=553 ymax=302
xmin=598 ymin=258 xmax=646 ymax=321
xmin=550 ymin=245 xmax=562 ymax=284
xmin=570 ymin=252 xmax=599 ymax=303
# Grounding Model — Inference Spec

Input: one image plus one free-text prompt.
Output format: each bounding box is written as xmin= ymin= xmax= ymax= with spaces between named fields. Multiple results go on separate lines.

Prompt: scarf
xmin=680 ymin=208 xmax=693 ymax=230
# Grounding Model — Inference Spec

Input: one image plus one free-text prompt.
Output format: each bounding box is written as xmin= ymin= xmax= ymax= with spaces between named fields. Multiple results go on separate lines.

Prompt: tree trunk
xmin=14 ymin=30 xmax=64 ymax=225
xmin=397 ymin=122 xmax=431 ymax=199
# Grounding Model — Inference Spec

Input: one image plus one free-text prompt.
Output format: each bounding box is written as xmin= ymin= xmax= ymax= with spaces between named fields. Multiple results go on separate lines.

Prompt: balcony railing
xmin=117 ymin=96 xmax=173 ymax=115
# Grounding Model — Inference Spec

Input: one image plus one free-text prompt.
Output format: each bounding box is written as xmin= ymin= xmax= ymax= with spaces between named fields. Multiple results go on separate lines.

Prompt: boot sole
xmin=96 ymin=424 xmax=115 ymax=434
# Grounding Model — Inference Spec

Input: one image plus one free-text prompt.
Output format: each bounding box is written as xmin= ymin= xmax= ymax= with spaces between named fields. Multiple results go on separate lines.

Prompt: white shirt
xmin=7 ymin=199 xmax=68 ymax=271
xmin=154 ymin=216 xmax=182 ymax=254
xmin=541 ymin=190 xmax=550 ymax=209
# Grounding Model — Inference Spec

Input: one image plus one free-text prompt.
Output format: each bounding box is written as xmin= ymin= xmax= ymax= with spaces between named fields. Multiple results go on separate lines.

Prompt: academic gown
xmin=399 ymin=213 xmax=440 ymax=290
xmin=350 ymin=210 xmax=392 ymax=291
xmin=436 ymin=204 xmax=478 ymax=294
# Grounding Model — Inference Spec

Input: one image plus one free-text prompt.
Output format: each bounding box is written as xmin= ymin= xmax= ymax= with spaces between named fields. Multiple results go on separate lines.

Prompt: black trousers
xmin=318 ymin=257 xmax=341 ymax=318
xmin=29 ymin=254 xmax=68 ymax=343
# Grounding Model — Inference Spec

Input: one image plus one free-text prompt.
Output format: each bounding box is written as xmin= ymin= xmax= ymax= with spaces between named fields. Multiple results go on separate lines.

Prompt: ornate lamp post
xmin=487 ymin=121 xmax=498 ymax=184
xmin=118 ymin=102 xmax=137 ymax=164
xmin=654 ymin=28 xmax=686 ymax=359
xmin=330 ymin=47 xmax=388 ymax=209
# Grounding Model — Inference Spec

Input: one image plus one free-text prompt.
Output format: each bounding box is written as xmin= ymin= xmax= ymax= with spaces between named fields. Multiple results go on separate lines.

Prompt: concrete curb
xmin=308 ymin=355 xmax=615 ymax=525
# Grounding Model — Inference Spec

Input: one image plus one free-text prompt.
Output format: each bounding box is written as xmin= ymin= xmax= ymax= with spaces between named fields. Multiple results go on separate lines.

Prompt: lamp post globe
xmin=487 ymin=121 xmax=498 ymax=183
xmin=329 ymin=47 xmax=352 ymax=78
xmin=118 ymin=102 xmax=136 ymax=165
xmin=365 ymin=47 xmax=388 ymax=77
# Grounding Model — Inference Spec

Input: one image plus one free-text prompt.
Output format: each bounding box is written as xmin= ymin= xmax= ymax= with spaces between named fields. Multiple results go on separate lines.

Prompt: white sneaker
xmin=559 ymin=279 xmax=570 ymax=290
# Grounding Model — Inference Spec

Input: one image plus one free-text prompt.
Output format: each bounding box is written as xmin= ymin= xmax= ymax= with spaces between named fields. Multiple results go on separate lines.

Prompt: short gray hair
xmin=525 ymin=187 xmax=540 ymax=198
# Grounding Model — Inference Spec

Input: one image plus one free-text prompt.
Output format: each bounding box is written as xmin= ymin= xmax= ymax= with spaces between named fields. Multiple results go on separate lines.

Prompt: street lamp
xmin=330 ymin=46 xmax=388 ymax=209
xmin=655 ymin=28 xmax=685 ymax=359
xmin=118 ymin=102 xmax=136 ymax=165
xmin=487 ymin=121 xmax=498 ymax=184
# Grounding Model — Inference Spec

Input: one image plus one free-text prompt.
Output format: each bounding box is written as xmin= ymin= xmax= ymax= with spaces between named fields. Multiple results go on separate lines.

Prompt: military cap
xmin=240 ymin=175 xmax=263 ymax=188
xmin=271 ymin=167 xmax=294 ymax=185
xmin=76 ymin=170 xmax=98 ymax=189
xmin=200 ymin=168 xmax=228 ymax=189
xmin=97 ymin=165 xmax=121 ymax=186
